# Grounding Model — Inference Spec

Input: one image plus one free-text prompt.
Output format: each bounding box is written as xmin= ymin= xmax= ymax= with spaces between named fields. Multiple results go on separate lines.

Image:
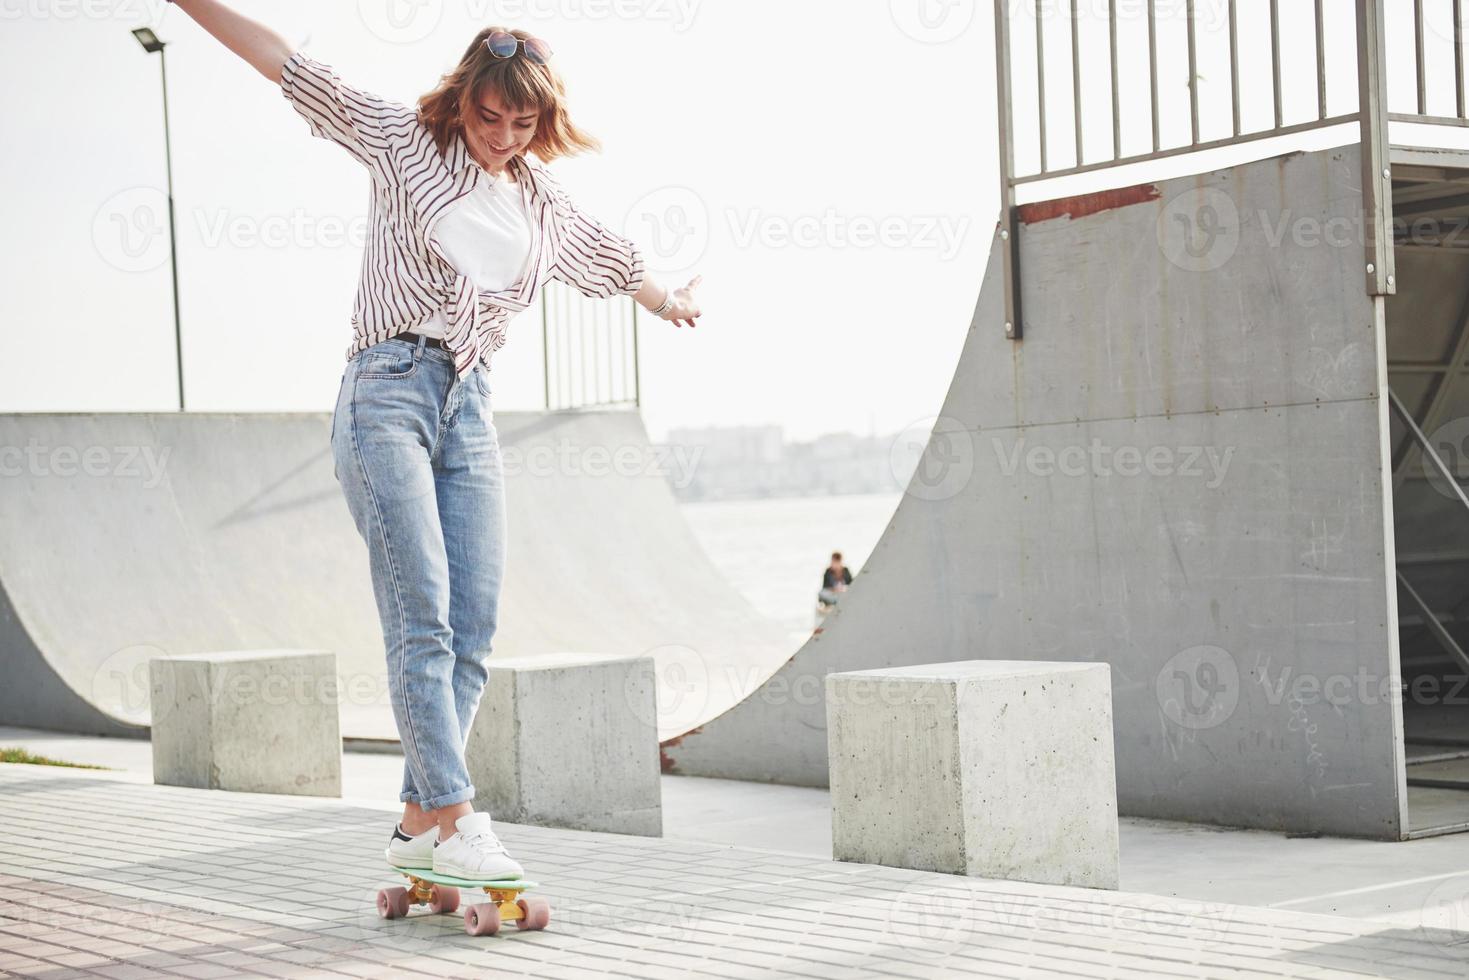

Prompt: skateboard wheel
xmin=464 ymin=901 xmax=501 ymax=936
xmin=430 ymin=885 xmax=459 ymax=914
xmin=515 ymin=895 xmax=550 ymax=930
xmin=377 ymin=886 xmax=410 ymax=920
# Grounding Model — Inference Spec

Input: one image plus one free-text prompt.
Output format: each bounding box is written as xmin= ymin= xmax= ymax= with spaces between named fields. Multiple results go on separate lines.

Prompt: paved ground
xmin=2 ymin=763 xmax=1469 ymax=979
xmin=9 ymin=727 xmax=1469 ymax=931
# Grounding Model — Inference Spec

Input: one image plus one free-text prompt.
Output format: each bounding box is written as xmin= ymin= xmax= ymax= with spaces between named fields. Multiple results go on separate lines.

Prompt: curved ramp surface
xmin=664 ymin=146 xmax=1407 ymax=839
xmin=0 ymin=410 xmax=790 ymax=742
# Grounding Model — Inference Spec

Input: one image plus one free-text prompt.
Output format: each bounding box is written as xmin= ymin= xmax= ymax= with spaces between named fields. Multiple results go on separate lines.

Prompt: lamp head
xmin=132 ymin=28 xmax=165 ymax=54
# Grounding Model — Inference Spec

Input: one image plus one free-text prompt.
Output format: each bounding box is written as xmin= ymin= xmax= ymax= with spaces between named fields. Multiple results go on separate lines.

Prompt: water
xmin=677 ymin=492 xmax=903 ymax=634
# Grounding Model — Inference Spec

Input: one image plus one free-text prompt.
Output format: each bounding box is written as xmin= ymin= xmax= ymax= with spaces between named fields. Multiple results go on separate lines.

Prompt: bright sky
xmin=2 ymin=1 xmax=1459 ymax=443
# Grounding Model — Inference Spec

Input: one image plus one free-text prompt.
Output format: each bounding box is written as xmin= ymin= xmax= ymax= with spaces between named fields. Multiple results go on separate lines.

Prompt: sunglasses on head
xmin=485 ymin=31 xmax=552 ymax=65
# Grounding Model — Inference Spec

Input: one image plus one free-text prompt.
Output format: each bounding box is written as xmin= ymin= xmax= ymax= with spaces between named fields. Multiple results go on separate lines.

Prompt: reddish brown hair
xmin=417 ymin=26 xmax=601 ymax=165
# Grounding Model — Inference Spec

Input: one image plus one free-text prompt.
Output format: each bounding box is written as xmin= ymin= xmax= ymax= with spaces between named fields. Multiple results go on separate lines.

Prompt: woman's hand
xmin=661 ymin=275 xmax=703 ymax=329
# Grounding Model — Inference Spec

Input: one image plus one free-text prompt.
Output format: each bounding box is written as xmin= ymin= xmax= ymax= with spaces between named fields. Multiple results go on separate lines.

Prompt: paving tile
xmin=92 ymin=964 xmax=170 ymax=980
xmin=158 ymin=963 xmax=253 ymax=979
xmin=43 ymin=950 xmax=117 ymax=968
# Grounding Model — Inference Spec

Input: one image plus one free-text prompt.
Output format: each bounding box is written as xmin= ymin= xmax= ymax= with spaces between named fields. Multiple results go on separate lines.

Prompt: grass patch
xmin=0 ymin=747 xmax=111 ymax=769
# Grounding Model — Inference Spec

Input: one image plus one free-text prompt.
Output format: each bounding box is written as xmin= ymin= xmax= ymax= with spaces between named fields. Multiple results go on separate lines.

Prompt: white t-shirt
xmin=417 ymin=170 xmax=534 ymax=339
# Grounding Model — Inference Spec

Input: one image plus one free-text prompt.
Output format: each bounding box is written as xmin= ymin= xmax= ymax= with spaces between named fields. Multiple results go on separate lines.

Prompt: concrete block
xmin=827 ymin=660 xmax=1118 ymax=888
xmin=467 ymin=652 xmax=660 ymax=836
xmin=150 ymin=650 xmax=341 ymax=797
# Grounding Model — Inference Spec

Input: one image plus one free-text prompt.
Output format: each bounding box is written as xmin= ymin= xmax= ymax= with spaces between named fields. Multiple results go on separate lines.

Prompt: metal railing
xmin=539 ymin=280 xmax=641 ymax=412
xmin=1397 ymin=0 xmax=1469 ymax=126
xmin=991 ymin=0 xmax=1469 ymax=339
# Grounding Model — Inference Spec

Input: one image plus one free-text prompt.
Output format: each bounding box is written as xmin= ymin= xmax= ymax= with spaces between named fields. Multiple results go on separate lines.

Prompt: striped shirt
xmin=278 ymin=49 xmax=646 ymax=381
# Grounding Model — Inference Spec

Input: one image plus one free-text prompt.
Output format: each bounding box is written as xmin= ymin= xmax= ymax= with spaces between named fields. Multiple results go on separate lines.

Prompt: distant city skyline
xmin=657 ymin=421 xmax=922 ymax=501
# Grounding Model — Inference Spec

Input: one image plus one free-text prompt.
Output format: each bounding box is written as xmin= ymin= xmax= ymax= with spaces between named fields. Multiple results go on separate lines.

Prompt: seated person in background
xmin=818 ymin=551 xmax=854 ymax=608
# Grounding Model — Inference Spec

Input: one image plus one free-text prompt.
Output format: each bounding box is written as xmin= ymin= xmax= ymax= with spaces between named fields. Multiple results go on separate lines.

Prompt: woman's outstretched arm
xmin=169 ymin=0 xmax=293 ymax=83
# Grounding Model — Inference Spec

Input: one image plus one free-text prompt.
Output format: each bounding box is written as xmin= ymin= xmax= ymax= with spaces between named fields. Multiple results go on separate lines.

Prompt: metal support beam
xmin=1397 ymin=570 xmax=1469 ymax=674
xmin=1390 ymin=281 xmax=1469 ymax=486
xmin=1388 ymin=386 xmax=1469 ymax=515
xmin=994 ymin=0 xmax=1021 ymax=341
xmin=1357 ymin=0 xmax=1397 ymax=297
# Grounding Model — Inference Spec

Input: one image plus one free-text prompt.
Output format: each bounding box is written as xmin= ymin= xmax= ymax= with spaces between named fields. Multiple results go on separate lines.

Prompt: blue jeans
xmin=330 ymin=334 xmax=505 ymax=811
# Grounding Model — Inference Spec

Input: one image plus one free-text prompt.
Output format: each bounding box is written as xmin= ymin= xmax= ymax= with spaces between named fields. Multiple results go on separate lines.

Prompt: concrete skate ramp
xmin=0 ymin=410 xmax=790 ymax=743
xmin=666 ymin=144 xmax=1408 ymax=839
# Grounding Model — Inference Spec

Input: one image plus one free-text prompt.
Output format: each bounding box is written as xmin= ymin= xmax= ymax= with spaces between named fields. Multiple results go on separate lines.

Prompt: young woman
xmin=169 ymin=0 xmax=701 ymax=879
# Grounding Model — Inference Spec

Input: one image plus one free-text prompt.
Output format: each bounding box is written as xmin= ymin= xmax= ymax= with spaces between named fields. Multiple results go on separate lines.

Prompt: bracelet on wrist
xmin=650 ymin=286 xmax=675 ymax=318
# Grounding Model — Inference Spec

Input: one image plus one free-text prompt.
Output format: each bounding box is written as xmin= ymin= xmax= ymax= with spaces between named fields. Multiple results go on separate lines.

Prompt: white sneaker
xmin=385 ymin=822 xmax=437 ymax=870
xmin=432 ymin=812 xmax=524 ymax=881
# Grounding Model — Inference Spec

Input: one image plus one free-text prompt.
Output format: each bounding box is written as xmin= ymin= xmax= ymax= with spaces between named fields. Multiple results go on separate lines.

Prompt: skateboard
xmin=377 ymin=867 xmax=549 ymax=936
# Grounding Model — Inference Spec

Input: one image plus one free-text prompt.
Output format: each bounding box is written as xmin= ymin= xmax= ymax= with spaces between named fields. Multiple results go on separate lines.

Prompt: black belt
xmin=389 ymin=331 xmax=447 ymax=350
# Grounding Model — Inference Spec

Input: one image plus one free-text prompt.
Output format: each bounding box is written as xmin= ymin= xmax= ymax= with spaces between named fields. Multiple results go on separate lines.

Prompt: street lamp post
xmin=131 ymin=27 xmax=185 ymax=412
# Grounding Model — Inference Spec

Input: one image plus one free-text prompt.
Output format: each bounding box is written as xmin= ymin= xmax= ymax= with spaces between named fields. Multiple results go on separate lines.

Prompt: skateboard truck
xmin=378 ymin=872 xmax=549 ymax=936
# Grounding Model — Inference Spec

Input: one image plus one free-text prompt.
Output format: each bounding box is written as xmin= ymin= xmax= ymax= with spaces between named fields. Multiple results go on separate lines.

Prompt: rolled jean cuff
xmin=399 ymin=789 xmax=422 ymax=804
xmin=417 ymin=784 xmax=477 ymax=811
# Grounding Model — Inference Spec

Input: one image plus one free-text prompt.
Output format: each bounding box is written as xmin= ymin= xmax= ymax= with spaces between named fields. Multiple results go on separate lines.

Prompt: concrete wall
xmin=0 ymin=410 xmax=790 ymax=743
xmin=668 ymin=145 xmax=1408 ymax=839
